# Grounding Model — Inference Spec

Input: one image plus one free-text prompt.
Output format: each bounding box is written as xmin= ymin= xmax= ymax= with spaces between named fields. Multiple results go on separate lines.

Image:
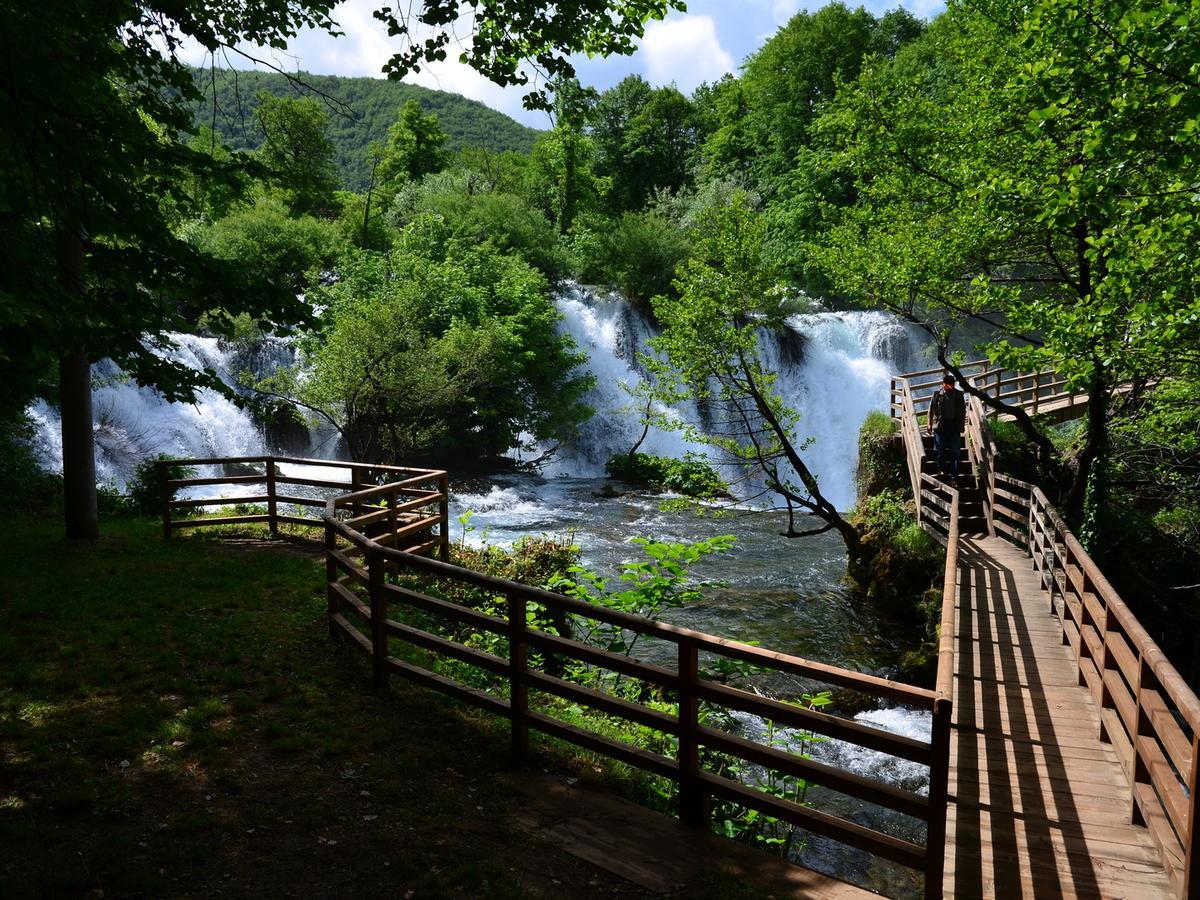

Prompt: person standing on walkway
xmin=928 ymin=373 xmax=966 ymax=481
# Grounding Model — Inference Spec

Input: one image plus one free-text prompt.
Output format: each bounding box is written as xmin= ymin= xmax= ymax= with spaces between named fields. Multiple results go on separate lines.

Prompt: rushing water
xmin=28 ymin=286 xmax=934 ymax=894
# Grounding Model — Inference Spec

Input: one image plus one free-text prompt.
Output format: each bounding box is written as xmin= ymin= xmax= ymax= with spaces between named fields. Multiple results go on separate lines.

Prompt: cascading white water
xmin=542 ymin=284 xmax=929 ymax=511
xmin=28 ymin=333 xmax=307 ymax=490
xmin=27 ymin=286 xmax=930 ymax=511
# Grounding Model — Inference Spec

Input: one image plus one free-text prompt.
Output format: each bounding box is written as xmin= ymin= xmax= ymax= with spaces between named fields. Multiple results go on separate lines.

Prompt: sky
xmin=178 ymin=0 xmax=946 ymax=128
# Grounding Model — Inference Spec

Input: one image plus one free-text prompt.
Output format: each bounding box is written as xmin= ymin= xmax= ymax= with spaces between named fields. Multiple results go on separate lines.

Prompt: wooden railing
xmin=988 ymin=475 xmax=1200 ymax=896
xmin=895 ymin=360 xmax=1076 ymax=420
xmin=322 ymin=483 xmax=953 ymax=897
xmin=895 ymin=361 xmax=1200 ymax=898
xmin=157 ymin=455 xmax=450 ymax=559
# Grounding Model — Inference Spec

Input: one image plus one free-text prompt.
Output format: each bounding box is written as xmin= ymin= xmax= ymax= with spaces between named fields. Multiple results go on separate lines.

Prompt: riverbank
xmin=0 ymin=518 xmax=783 ymax=898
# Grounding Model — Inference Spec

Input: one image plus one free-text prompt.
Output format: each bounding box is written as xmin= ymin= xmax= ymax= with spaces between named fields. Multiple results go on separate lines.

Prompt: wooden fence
xmin=320 ymin=477 xmax=953 ymax=897
xmin=157 ymin=455 xmax=450 ymax=559
xmin=893 ymin=361 xmax=1200 ymax=898
xmin=895 ymin=360 xmax=1078 ymax=421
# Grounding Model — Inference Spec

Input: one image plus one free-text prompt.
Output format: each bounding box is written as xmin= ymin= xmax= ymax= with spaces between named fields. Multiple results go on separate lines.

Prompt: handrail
xmin=157 ymin=455 xmax=450 ymax=555
xmin=320 ymin=471 xmax=949 ymax=897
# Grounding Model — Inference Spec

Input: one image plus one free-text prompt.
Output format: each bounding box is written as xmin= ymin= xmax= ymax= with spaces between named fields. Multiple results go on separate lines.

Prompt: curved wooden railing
xmin=157 ymin=455 xmax=450 ymax=559
xmin=319 ymin=470 xmax=953 ymax=897
xmin=893 ymin=362 xmax=1200 ymax=898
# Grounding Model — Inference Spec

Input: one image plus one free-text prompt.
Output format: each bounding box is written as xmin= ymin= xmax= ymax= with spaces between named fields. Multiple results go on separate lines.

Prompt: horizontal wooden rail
xmin=157 ymin=456 xmax=449 ymax=557
xmin=321 ymin=479 xmax=947 ymax=897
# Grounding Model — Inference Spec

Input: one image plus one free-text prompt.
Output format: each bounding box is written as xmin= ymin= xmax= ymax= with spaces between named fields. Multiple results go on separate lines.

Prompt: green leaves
xmin=296 ymin=228 xmax=593 ymax=464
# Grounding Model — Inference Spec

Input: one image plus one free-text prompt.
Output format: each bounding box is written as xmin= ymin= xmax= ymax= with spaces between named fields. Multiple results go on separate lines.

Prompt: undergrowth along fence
xmin=321 ymin=486 xmax=952 ymax=897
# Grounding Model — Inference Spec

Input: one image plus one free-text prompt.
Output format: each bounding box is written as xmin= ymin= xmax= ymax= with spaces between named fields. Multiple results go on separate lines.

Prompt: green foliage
xmin=708 ymin=691 xmax=830 ymax=855
xmin=253 ymin=94 xmax=340 ymax=216
xmin=0 ymin=413 xmax=61 ymax=514
xmin=647 ymin=194 xmax=855 ymax=548
xmin=591 ymin=76 xmax=699 ymax=213
xmin=187 ymin=68 xmax=542 ymax=192
xmin=605 ymin=452 xmax=728 ymax=500
xmin=709 ymin=3 xmax=923 ymax=194
xmin=294 ymin=223 xmax=594 ymax=464
xmin=376 ymin=99 xmax=450 ymax=193
xmin=525 ymin=82 xmax=606 ymax=233
xmin=571 ymin=210 xmax=689 ymax=303
xmin=856 ymin=410 xmax=905 ymax=497
xmin=372 ymin=1 xmax=686 ymax=111
xmin=390 ymin=170 xmax=568 ymax=280
xmin=127 ymin=455 xmax=197 ymax=519
xmin=850 ymin=490 xmax=915 ymax=543
xmin=548 ymin=535 xmax=736 ymax=659
xmin=186 ymin=194 xmax=346 ymax=291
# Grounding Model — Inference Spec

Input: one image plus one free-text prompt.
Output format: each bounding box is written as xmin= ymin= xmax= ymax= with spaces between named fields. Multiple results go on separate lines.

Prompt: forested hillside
xmin=187 ymin=67 xmax=542 ymax=189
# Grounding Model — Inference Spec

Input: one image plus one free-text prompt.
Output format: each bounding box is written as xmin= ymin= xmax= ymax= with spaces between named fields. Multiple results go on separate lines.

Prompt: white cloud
xmin=639 ymin=15 xmax=736 ymax=93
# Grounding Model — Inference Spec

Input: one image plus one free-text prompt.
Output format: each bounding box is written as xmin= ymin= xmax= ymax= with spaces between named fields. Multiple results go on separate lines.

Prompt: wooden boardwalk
xmin=944 ymin=535 xmax=1173 ymax=898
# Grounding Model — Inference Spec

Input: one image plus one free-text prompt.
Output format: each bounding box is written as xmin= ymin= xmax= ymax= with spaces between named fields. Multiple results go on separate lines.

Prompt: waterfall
xmin=541 ymin=284 xmax=929 ymax=511
xmin=28 ymin=333 xmax=312 ymax=490
xmin=27 ymin=286 xmax=930 ymax=509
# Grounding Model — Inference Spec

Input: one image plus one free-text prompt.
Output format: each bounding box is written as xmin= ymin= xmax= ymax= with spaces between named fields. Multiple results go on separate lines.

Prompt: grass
xmin=0 ymin=516 xmax=770 ymax=898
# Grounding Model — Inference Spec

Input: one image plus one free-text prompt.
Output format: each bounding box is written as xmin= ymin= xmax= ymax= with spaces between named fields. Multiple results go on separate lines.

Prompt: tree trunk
xmin=56 ymin=228 xmax=97 ymax=540
xmin=1063 ymin=367 xmax=1109 ymax=520
xmin=60 ymin=351 xmax=98 ymax=540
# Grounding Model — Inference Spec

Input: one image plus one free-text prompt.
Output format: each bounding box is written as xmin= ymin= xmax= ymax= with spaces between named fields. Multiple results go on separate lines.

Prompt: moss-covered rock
xmin=856 ymin=410 xmax=906 ymax=497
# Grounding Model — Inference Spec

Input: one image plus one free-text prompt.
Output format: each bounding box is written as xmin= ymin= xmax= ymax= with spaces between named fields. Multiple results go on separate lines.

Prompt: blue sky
xmin=178 ymin=1 xmax=946 ymax=128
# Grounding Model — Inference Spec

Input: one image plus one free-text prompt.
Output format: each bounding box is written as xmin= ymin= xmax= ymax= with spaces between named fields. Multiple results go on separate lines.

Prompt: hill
xmin=188 ymin=67 xmax=543 ymax=190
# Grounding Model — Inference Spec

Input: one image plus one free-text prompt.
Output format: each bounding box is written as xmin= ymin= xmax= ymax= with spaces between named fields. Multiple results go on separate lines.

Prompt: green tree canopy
xmin=294 ymin=219 xmax=594 ymax=464
xmin=254 ymin=93 xmax=340 ymax=216
xmin=377 ymin=99 xmax=450 ymax=193
xmin=809 ymin=0 xmax=1200 ymax=516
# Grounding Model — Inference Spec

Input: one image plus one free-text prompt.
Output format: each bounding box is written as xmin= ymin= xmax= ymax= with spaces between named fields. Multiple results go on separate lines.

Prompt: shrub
xmin=605 ymin=452 xmax=728 ymax=499
xmin=0 ymin=411 xmax=62 ymax=513
xmin=571 ymin=210 xmax=690 ymax=306
xmin=849 ymin=489 xmax=913 ymax=540
xmin=856 ymin=409 xmax=905 ymax=497
xmin=127 ymin=455 xmax=197 ymax=518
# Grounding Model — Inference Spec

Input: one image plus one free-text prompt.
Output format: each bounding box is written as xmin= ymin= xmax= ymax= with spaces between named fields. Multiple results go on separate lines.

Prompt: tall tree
xmin=526 ymin=80 xmax=601 ymax=232
xmin=377 ymin=99 xmax=450 ymax=193
xmin=254 ymin=94 xmax=340 ymax=216
xmin=811 ymin=0 xmax=1200 ymax=517
xmin=648 ymin=195 xmax=862 ymax=557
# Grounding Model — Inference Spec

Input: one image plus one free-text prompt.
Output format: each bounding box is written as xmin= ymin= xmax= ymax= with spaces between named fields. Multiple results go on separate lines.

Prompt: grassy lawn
xmin=0 ymin=517 xmax=770 ymax=899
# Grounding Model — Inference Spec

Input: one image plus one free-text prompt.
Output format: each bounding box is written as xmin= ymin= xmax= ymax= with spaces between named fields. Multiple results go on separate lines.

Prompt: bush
xmin=0 ymin=411 xmax=61 ymax=513
xmin=389 ymin=170 xmax=569 ymax=280
xmin=605 ymin=452 xmax=728 ymax=499
xmin=571 ymin=210 xmax=690 ymax=306
xmin=856 ymin=409 xmax=905 ymax=497
xmin=127 ymin=455 xmax=197 ymax=518
xmin=849 ymin=489 xmax=913 ymax=541
xmin=188 ymin=193 xmax=346 ymax=292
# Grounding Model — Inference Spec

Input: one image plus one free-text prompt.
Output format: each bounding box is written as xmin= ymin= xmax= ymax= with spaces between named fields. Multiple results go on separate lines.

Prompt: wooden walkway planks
xmin=944 ymin=535 xmax=1174 ymax=899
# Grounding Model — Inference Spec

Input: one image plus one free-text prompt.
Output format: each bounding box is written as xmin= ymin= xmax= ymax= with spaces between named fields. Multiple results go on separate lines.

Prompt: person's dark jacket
xmin=930 ymin=386 xmax=966 ymax=434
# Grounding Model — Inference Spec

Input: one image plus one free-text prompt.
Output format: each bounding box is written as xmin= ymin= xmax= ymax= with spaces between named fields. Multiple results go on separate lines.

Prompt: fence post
xmin=1184 ymin=731 xmax=1200 ymax=899
xmin=351 ymin=465 xmax=363 ymax=519
xmin=325 ymin=520 xmax=339 ymax=641
xmin=438 ymin=473 xmax=451 ymax=562
xmin=925 ymin=695 xmax=952 ymax=899
xmin=508 ymin=590 xmax=530 ymax=757
xmin=266 ymin=458 xmax=278 ymax=537
xmin=159 ymin=461 xmax=171 ymax=540
xmin=368 ymin=549 xmax=389 ymax=690
xmin=677 ymin=639 xmax=707 ymax=827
